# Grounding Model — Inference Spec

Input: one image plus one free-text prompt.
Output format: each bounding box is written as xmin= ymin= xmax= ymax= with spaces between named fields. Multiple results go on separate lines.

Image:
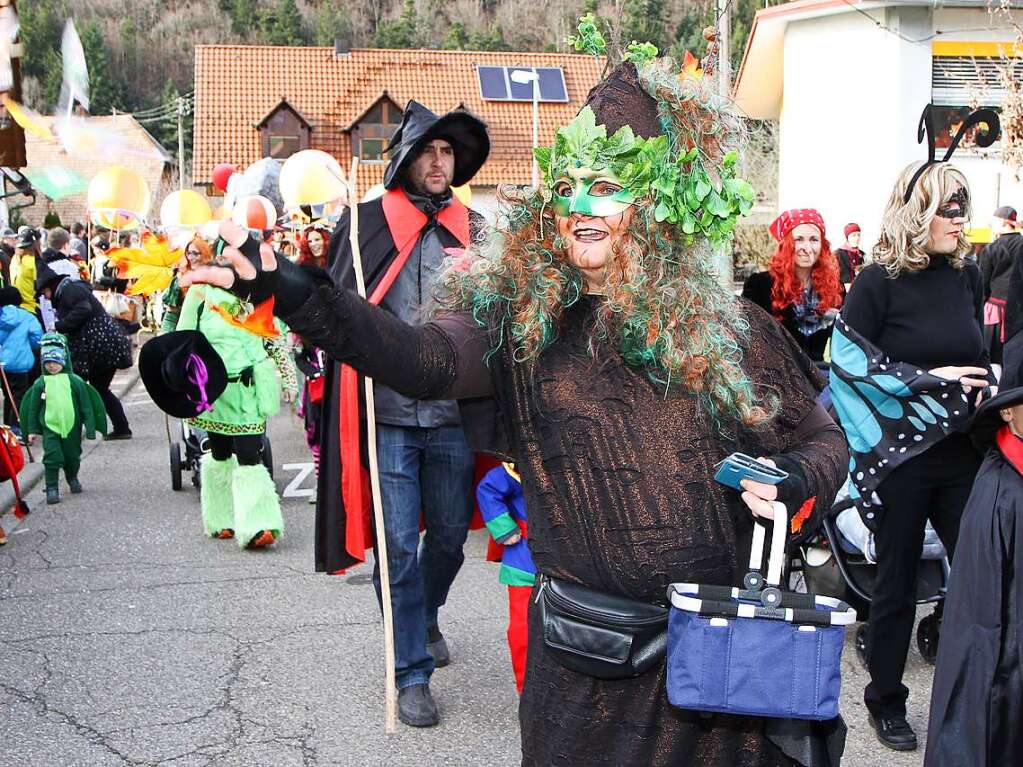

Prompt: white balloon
xmin=362 ymin=184 xmax=386 ymax=203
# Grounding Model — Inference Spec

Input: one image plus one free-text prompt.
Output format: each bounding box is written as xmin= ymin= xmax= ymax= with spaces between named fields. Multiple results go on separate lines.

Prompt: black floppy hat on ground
xmin=139 ymin=331 xmax=228 ymax=419
xmin=382 ymin=100 xmax=490 ymax=190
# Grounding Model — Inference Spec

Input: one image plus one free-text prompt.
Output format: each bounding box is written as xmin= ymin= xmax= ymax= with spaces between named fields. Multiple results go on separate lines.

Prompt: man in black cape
xmin=924 ymin=324 xmax=1023 ymax=765
xmin=315 ymin=100 xmax=490 ymax=727
xmin=979 ymin=205 xmax=1022 ymax=366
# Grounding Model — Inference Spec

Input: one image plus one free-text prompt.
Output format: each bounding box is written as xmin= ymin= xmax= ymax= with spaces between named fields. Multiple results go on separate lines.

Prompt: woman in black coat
xmin=742 ymin=209 xmax=843 ymax=363
xmin=832 ymin=160 xmax=993 ymax=752
xmin=37 ymin=264 xmax=133 ymax=439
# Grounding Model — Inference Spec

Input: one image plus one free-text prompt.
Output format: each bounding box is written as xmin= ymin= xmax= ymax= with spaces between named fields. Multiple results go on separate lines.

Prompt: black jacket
xmin=0 ymin=243 xmax=12 ymax=288
xmin=834 ymin=247 xmax=864 ymax=285
xmin=51 ymin=277 xmax=105 ymax=335
xmin=980 ymin=232 xmax=1023 ymax=302
xmin=49 ymin=274 xmax=131 ymax=377
xmin=925 ymin=442 xmax=1023 ymax=766
xmin=741 ymin=271 xmax=833 ymax=362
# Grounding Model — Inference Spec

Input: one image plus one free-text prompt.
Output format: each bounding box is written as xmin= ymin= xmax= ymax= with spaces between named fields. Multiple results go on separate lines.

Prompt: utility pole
xmin=718 ymin=0 xmax=731 ymax=97
xmin=716 ymin=0 xmax=733 ymax=287
xmin=176 ymin=96 xmax=188 ymax=190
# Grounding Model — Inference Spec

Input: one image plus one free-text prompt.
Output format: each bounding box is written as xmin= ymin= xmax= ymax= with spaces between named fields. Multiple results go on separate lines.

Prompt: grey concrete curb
xmin=0 ymin=367 xmax=141 ymax=524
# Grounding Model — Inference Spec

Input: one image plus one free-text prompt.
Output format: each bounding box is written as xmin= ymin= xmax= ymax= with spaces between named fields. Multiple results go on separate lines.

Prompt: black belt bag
xmin=227 ymin=366 xmax=255 ymax=386
xmin=537 ymin=575 xmax=669 ymax=680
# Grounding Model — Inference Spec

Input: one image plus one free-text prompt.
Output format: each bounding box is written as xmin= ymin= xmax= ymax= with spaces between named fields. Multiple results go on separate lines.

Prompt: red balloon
xmin=212 ymin=163 xmax=238 ymax=193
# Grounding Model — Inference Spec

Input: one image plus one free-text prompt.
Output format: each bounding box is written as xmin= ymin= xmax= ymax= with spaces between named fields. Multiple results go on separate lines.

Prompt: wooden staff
xmin=347 ymin=157 xmax=398 ymax=733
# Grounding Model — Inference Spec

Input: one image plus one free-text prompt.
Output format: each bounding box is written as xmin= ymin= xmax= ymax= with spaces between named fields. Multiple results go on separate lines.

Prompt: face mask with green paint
xmin=550 ymin=167 xmax=636 ymax=217
xmin=534 ymin=106 xmax=757 ymax=247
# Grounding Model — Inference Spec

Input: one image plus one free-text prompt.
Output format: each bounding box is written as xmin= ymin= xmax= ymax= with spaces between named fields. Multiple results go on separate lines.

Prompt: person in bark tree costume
xmin=182 ymin=40 xmax=848 ymax=767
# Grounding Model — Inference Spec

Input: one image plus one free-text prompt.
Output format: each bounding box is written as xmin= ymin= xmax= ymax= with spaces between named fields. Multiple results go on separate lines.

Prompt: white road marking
xmin=282 ymin=462 xmax=315 ymax=498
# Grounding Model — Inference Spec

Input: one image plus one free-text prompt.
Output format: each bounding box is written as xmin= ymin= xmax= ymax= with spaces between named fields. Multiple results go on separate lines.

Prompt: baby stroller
xmin=169 ymin=420 xmax=274 ymax=491
xmin=792 ymin=483 xmax=948 ymax=668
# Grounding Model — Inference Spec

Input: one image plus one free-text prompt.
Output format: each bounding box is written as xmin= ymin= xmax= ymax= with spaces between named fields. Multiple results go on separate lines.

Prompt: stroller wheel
xmin=855 ymin=624 xmax=870 ymax=670
xmin=917 ymin=612 xmax=941 ymax=665
xmin=170 ymin=442 xmax=183 ymax=491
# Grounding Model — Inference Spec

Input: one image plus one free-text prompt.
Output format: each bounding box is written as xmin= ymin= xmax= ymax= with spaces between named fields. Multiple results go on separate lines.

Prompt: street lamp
xmin=510 ymin=69 xmax=539 ymax=188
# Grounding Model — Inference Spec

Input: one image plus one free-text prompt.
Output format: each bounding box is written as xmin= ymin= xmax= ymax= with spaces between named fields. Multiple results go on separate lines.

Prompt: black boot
xmin=426 ymin=625 xmax=449 ymax=668
xmin=45 ymin=486 xmax=59 ymax=505
xmin=868 ymin=712 xmax=918 ymax=751
xmin=397 ymin=683 xmax=439 ymax=727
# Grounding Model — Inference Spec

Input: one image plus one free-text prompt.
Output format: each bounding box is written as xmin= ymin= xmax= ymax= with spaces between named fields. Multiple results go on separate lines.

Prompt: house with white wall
xmin=734 ymin=0 xmax=1023 ymax=250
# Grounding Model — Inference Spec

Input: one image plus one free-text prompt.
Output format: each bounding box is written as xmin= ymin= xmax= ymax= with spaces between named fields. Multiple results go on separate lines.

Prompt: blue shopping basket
xmin=666 ymin=503 xmax=856 ymax=721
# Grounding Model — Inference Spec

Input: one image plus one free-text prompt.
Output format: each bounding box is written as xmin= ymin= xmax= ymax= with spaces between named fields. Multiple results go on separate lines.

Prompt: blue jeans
xmin=372 ymin=424 xmax=475 ymax=689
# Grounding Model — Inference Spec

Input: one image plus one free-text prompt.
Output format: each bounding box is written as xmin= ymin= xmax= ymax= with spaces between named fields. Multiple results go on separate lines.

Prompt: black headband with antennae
xmin=903 ymin=104 xmax=1001 ymax=204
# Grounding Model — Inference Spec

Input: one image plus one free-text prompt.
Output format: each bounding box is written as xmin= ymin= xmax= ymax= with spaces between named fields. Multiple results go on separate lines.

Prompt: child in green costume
xmin=21 ymin=341 xmax=108 ymax=504
xmin=176 ymin=283 xmax=297 ymax=548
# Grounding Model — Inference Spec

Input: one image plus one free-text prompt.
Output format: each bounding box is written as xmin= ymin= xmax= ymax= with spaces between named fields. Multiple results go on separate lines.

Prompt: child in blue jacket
xmin=477 ymin=462 xmax=535 ymax=693
xmin=0 ymin=286 xmax=42 ymax=435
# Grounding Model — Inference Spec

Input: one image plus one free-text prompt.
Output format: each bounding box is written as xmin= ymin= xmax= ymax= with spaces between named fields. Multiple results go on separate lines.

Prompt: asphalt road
xmin=0 ymin=377 xmax=939 ymax=766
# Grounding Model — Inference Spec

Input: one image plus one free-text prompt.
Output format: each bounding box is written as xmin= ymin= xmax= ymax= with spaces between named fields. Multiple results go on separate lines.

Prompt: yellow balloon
xmin=452 ymin=184 xmax=472 ymax=206
xmin=160 ymin=190 xmax=212 ymax=230
xmin=279 ymin=149 xmax=348 ymax=210
xmin=87 ymin=166 xmax=151 ymax=230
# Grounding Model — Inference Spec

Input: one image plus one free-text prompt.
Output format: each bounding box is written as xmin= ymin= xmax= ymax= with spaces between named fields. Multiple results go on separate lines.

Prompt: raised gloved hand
xmin=179 ymin=220 xmax=279 ymax=303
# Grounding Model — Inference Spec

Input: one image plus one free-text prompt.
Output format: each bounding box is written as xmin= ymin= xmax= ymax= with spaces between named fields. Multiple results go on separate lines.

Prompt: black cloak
xmin=925 ymin=428 xmax=1023 ymax=766
xmin=313 ymin=190 xmax=486 ymax=573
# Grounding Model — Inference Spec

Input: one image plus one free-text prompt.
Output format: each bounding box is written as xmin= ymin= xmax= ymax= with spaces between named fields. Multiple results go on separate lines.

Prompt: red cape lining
xmin=335 ymin=189 xmax=476 ymax=570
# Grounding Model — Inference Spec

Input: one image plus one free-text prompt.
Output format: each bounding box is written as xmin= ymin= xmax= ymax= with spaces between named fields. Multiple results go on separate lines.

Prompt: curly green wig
xmin=439 ymin=58 xmax=773 ymax=428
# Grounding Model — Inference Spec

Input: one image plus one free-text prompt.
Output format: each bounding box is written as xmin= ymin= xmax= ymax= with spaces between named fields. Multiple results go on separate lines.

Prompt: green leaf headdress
xmin=536 ymin=55 xmax=754 ymax=248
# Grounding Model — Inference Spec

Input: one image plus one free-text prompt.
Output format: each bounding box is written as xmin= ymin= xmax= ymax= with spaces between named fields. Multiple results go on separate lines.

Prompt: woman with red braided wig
xmin=743 ymin=208 xmax=843 ymax=362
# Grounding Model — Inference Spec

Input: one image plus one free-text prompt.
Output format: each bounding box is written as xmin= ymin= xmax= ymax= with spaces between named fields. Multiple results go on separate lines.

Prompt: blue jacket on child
xmin=0 ymin=304 xmax=43 ymax=373
xmin=477 ymin=463 xmax=536 ymax=586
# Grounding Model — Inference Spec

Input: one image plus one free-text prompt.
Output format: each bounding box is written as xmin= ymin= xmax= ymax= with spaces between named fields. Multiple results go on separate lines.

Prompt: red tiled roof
xmin=193 ymin=46 xmax=604 ymax=197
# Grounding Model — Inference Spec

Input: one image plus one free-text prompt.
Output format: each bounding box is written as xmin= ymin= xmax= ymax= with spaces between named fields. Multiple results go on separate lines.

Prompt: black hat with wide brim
xmin=383 ymin=100 xmax=490 ymax=190
xmin=34 ymin=262 xmax=65 ymax=297
xmin=139 ymin=331 xmax=228 ymax=419
xmin=970 ymin=387 xmax=1023 ymax=449
xmin=971 ymin=331 xmax=1023 ymax=449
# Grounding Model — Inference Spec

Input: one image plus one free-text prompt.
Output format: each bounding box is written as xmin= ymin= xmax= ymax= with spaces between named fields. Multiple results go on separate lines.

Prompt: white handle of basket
xmin=766 ymin=502 xmax=787 ymax=586
xmin=749 ymin=501 xmax=788 ymax=586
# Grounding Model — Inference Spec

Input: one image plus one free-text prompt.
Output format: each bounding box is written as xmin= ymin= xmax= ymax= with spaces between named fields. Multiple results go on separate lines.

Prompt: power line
xmin=129 ymin=99 xmax=192 ymax=121
xmin=128 ymin=93 xmax=193 ymax=120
